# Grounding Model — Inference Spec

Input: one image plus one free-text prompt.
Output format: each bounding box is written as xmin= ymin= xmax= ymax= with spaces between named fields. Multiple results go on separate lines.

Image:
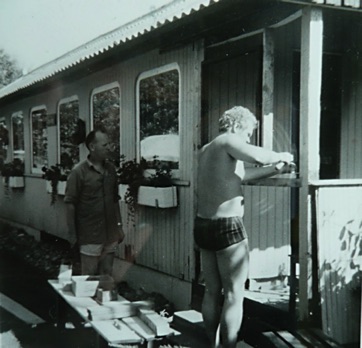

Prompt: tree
xmin=0 ymin=49 xmax=22 ymax=88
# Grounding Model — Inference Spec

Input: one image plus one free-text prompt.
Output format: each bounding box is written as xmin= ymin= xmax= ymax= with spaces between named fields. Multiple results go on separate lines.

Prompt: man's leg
xmin=80 ymin=254 xmax=99 ymax=275
xmin=201 ymin=249 xmax=222 ymax=347
xmin=98 ymin=252 xmax=114 ymax=276
xmin=216 ymin=240 xmax=249 ymax=348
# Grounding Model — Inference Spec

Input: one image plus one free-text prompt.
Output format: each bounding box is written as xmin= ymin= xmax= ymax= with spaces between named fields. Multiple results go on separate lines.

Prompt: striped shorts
xmin=194 ymin=216 xmax=248 ymax=251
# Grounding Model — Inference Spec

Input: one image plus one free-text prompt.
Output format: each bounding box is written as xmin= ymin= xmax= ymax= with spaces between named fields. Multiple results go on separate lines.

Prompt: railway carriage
xmin=0 ymin=0 xmax=361 ymax=345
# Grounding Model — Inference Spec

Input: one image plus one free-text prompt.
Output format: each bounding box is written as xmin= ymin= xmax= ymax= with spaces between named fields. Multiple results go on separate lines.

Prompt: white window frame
xmin=136 ymin=63 xmax=181 ymax=177
xmin=57 ymin=95 xmax=79 ymax=165
xmin=10 ymin=111 xmax=24 ymax=161
xmin=30 ymin=105 xmax=47 ymax=174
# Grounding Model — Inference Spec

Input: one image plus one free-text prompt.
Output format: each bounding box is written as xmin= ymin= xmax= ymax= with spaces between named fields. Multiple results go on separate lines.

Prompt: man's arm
xmin=243 ymin=162 xmax=293 ymax=182
xmin=66 ymin=203 xmax=77 ymax=247
xmin=114 ymin=202 xmax=125 ymax=242
xmin=224 ymin=134 xmax=293 ymax=165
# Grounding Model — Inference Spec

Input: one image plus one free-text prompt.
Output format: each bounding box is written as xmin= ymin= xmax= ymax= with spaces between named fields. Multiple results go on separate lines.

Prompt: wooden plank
xmin=122 ymin=316 xmax=156 ymax=341
xmin=299 ymin=6 xmax=323 ymax=320
xmin=91 ymin=319 xmax=142 ymax=345
xmin=296 ymin=329 xmax=327 ymax=347
xmin=262 ymin=332 xmax=290 ymax=347
xmin=277 ymin=331 xmax=309 ymax=347
xmin=138 ymin=308 xmax=172 ymax=337
xmin=309 ymin=328 xmax=341 ymax=347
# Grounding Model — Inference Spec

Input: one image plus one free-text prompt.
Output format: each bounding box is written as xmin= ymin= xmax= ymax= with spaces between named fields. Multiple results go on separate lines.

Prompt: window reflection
xmin=31 ymin=108 xmax=48 ymax=171
xmin=12 ymin=112 xmax=24 ymax=161
xmin=59 ymin=99 xmax=79 ymax=170
xmin=92 ymin=86 xmax=120 ymax=164
xmin=139 ymin=68 xmax=179 ymax=168
xmin=0 ymin=118 xmax=8 ymax=168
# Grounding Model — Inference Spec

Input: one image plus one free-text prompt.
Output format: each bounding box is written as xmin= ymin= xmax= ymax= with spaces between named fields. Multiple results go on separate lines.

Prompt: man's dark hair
xmin=85 ymin=127 xmax=107 ymax=150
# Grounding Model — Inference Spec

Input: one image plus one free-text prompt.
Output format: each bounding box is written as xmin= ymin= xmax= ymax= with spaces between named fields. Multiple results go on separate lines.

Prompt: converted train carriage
xmin=0 ymin=0 xmax=361 ymax=345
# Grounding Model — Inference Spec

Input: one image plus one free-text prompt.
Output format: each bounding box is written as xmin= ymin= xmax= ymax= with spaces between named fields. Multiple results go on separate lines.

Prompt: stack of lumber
xmin=87 ymin=296 xmax=175 ymax=341
xmin=87 ymin=299 xmax=153 ymax=321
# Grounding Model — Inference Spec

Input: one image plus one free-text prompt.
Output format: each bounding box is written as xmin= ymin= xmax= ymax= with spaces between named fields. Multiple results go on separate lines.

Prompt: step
xmin=260 ymin=329 xmax=343 ymax=348
xmin=170 ymin=310 xmax=253 ymax=348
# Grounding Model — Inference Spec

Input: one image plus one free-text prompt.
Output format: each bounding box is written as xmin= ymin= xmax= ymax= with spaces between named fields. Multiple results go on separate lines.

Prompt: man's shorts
xmin=194 ymin=216 xmax=248 ymax=251
xmin=80 ymin=241 xmax=118 ymax=257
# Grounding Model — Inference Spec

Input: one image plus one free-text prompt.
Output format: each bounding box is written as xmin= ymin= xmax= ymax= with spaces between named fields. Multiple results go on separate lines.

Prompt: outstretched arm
xmin=243 ymin=162 xmax=293 ymax=182
xmin=224 ymin=134 xmax=293 ymax=165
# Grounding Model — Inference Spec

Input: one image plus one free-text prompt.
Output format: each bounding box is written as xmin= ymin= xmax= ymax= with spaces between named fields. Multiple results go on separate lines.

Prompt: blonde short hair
xmin=219 ymin=106 xmax=258 ymax=132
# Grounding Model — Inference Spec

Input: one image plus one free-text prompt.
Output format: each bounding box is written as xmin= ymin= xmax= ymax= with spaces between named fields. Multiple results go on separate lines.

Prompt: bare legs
xmin=80 ymin=252 xmax=114 ymax=276
xmin=201 ymin=240 xmax=249 ymax=348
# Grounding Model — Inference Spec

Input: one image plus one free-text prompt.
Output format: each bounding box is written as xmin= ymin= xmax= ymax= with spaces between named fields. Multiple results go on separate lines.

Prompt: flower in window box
xmin=1 ymin=158 xmax=24 ymax=188
xmin=117 ymin=156 xmax=177 ymax=223
xmin=42 ymin=164 xmax=70 ymax=205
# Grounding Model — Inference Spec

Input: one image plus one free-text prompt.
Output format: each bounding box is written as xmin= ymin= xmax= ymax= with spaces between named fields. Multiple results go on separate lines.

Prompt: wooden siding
xmin=0 ymin=43 xmax=203 ymax=282
xmin=116 ymin=44 xmax=203 ymax=281
xmin=340 ymin=18 xmax=362 ymax=179
xmin=242 ymin=186 xmax=291 ymax=279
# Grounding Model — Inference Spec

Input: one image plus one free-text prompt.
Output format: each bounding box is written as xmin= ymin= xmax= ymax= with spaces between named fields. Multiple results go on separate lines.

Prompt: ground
xmin=0 ymin=222 xmax=175 ymax=318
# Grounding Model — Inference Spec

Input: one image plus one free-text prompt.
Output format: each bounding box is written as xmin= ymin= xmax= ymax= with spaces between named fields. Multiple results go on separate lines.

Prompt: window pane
xmin=12 ymin=112 xmax=24 ymax=162
xmin=0 ymin=119 xmax=8 ymax=168
xmin=139 ymin=69 xmax=179 ymax=168
xmin=59 ymin=99 xmax=79 ymax=170
xmin=92 ymin=87 xmax=120 ymax=163
xmin=31 ymin=109 xmax=48 ymax=171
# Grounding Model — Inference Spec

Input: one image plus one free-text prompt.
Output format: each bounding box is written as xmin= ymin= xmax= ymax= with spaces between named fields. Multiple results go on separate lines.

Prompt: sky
xmin=0 ymin=0 xmax=174 ymax=73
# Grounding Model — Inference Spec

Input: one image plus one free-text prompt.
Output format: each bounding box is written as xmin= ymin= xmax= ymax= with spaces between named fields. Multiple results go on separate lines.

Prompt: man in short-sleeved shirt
xmin=65 ymin=129 xmax=124 ymax=276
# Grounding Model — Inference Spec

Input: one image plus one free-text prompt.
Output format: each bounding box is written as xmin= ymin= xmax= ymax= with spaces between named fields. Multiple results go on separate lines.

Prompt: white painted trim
xmin=136 ymin=63 xmax=181 ymax=172
xmin=30 ymin=105 xmax=47 ymax=174
xmin=56 ymin=95 xmax=79 ymax=164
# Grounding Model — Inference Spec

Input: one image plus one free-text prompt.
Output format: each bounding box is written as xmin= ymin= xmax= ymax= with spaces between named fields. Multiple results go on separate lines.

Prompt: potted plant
xmin=1 ymin=158 xmax=25 ymax=188
xmin=117 ymin=155 xmax=148 ymax=222
xmin=117 ymin=155 xmax=177 ymax=222
xmin=138 ymin=157 xmax=177 ymax=208
xmin=42 ymin=164 xmax=70 ymax=204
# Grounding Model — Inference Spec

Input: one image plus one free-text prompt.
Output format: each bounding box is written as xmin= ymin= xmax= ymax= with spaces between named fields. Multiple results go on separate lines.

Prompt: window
xmin=137 ymin=64 xmax=180 ymax=169
xmin=31 ymin=107 xmax=48 ymax=173
xmin=0 ymin=117 xmax=8 ymax=168
xmin=91 ymin=83 xmax=120 ymax=164
xmin=58 ymin=97 xmax=80 ymax=170
xmin=11 ymin=112 xmax=24 ymax=162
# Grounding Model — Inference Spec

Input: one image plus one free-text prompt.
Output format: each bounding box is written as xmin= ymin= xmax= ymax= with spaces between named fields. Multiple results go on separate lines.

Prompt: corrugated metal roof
xmin=0 ymin=0 xmax=221 ymax=100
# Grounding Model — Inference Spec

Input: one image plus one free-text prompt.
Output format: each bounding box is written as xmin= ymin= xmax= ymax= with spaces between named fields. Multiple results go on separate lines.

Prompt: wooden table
xmin=48 ymin=279 xmax=174 ymax=347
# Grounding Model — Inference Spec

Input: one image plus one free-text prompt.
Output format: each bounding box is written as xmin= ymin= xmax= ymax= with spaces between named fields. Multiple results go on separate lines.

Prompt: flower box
xmin=9 ymin=176 xmax=25 ymax=188
xmin=119 ymin=184 xmax=177 ymax=208
xmin=138 ymin=186 xmax=177 ymax=208
xmin=46 ymin=180 xmax=67 ymax=195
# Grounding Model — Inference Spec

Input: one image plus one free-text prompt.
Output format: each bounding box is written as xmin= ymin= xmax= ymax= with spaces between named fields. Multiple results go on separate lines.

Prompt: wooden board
xmin=122 ymin=316 xmax=156 ymax=340
xmin=91 ymin=319 xmax=142 ymax=345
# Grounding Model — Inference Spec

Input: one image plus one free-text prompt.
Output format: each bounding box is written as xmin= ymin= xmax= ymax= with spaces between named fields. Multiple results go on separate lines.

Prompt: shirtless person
xmin=195 ymin=106 xmax=294 ymax=348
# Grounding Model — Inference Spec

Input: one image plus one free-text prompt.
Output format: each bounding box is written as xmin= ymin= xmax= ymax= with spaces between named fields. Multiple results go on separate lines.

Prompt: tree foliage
xmin=0 ymin=49 xmax=22 ymax=89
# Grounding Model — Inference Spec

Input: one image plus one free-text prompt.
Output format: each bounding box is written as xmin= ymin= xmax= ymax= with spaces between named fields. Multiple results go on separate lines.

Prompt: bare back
xmin=197 ymin=134 xmax=245 ymax=219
